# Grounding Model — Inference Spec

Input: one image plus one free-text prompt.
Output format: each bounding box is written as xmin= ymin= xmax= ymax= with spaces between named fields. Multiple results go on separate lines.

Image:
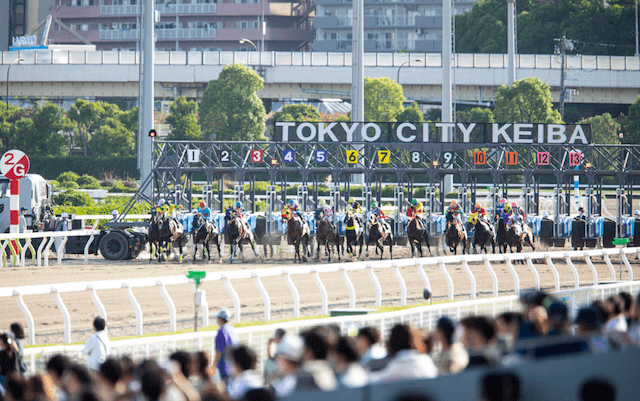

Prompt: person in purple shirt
xmin=214 ymin=309 xmax=238 ymax=383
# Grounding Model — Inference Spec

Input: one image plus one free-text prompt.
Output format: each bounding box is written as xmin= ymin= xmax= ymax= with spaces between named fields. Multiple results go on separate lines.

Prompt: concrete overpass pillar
xmin=140 ymin=0 xmax=155 ymax=196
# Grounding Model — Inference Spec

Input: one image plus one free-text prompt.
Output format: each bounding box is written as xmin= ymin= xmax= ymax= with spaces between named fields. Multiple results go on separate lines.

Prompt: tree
xmin=89 ymin=117 xmax=135 ymax=157
xmin=119 ymin=106 xmax=139 ymax=133
xmin=166 ymin=96 xmax=202 ymax=140
xmin=14 ymin=102 xmax=74 ymax=156
xmin=493 ymin=78 xmax=562 ymax=123
xmin=199 ymin=64 xmax=267 ymax=141
xmin=364 ymin=77 xmax=405 ymax=122
xmin=273 ymin=103 xmax=322 ymax=122
xmin=68 ymin=99 xmax=104 ymax=156
xmin=397 ymin=102 xmax=424 ymax=122
xmin=456 ymin=107 xmax=495 ymax=123
xmin=578 ymin=113 xmax=620 ymax=145
xmin=621 ymin=96 xmax=640 ymax=145
xmin=425 ymin=108 xmax=441 ymax=122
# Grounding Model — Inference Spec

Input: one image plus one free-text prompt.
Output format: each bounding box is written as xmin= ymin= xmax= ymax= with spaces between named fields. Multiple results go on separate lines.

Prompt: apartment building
xmin=45 ymin=0 xmax=314 ymax=51
xmin=313 ymin=0 xmax=474 ymax=52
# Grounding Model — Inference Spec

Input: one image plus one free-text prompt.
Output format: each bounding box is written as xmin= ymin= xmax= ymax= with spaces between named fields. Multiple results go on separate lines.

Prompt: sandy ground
xmin=1 ymin=241 xmax=637 ymax=345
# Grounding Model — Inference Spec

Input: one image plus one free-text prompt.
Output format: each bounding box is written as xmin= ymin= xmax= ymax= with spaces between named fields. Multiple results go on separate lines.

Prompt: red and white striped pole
xmin=10 ymin=179 xmax=19 ymax=234
xmin=1 ymin=150 xmax=30 ymax=236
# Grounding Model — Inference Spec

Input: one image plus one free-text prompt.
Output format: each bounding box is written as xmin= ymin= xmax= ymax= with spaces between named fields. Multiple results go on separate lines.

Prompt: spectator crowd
xmin=1 ymin=290 xmax=639 ymax=401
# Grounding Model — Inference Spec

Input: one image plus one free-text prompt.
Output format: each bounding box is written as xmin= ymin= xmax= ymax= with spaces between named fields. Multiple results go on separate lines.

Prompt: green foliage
xmin=273 ymin=104 xmax=323 ymax=122
xmin=494 ymin=78 xmax=562 ymax=123
xmin=166 ymin=96 xmax=202 ymax=140
xmin=59 ymin=181 xmax=80 ymax=190
xmin=456 ymin=0 xmax=637 ymax=56
xmin=77 ymin=174 xmax=101 ymax=189
xmin=30 ymin=156 xmax=138 ymax=180
xmin=622 ymin=96 xmax=640 ymax=145
xmin=56 ymin=171 xmax=80 ymax=183
xmin=108 ymin=181 xmax=136 ymax=193
xmin=456 ymin=108 xmax=495 ymax=123
xmin=397 ymin=102 xmax=424 ymax=123
xmin=89 ymin=118 xmax=135 ymax=157
xmin=200 ymin=64 xmax=267 ymax=141
xmin=54 ymin=196 xmax=150 ymax=217
xmin=364 ymin=77 xmax=405 ymax=122
xmin=578 ymin=113 xmax=620 ymax=145
xmin=14 ymin=102 xmax=74 ymax=156
xmin=49 ymin=180 xmax=60 ymax=190
xmin=52 ymin=190 xmax=94 ymax=207
xmin=425 ymin=108 xmax=441 ymax=122
xmin=119 ymin=106 xmax=139 ymax=133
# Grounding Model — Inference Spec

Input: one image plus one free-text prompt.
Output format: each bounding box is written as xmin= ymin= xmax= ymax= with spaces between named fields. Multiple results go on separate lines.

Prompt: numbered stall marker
xmin=537 ymin=152 xmax=550 ymax=166
xmin=411 ymin=152 xmax=421 ymax=163
xmin=250 ymin=149 xmax=263 ymax=163
xmin=506 ymin=151 xmax=518 ymax=165
xmin=443 ymin=152 xmax=453 ymax=166
xmin=187 ymin=149 xmax=200 ymax=163
xmin=283 ymin=149 xmax=295 ymax=163
xmin=378 ymin=150 xmax=390 ymax=164
xmin=474 ymin=151 xmax=487 ymax=165
xmin=346 ymin=150 xmax=359 ymax=164
xmin=568 ymin=152 xmax=581 ymax=166
xmin=315 ymin=150 xmax=327 ymax=163
xmin=220 ymin=150 xmax=230 ymax=162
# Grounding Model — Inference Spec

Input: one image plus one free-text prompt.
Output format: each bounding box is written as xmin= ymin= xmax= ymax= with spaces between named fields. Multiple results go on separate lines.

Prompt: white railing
xmin=4 ymin=247 xmax=639 ymax=346
xmin=23 ymin=294 xmax=521 ymax=375
xmin=555 ymin=281 xmax=640 ymax=319
xmin=2 ymin=50 xmax=639 ymax=71
xmin=99 ymin=3 xmax=216 ymax=15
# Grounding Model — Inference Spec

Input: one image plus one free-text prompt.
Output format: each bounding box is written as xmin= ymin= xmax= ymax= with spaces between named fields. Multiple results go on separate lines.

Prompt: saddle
xmin=169 ymin=219 xmax=184 ymax=241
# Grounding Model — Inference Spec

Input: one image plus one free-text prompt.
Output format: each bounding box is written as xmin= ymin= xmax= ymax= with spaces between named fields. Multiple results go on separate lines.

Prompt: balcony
xmin=98 ymin=28 xmax=216 ymax=40
xmin=315 ymin=15 xmax=439 ymax=29
xmin=99 ymin=3 xmax=216 ymax=15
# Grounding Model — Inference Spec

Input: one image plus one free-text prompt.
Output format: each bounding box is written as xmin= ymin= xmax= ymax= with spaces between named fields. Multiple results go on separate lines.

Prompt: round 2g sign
xmin=1 ymin=149 xmax=30 ymax=180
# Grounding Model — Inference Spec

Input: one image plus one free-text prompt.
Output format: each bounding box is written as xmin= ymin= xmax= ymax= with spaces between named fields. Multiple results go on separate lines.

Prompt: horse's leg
xmin=389 ymin=236 xmax=393 ymax=260
xmin=230 ymin=243 xmax=235 ymax=263
xmin=193 ymin=240 xmax=198 ymax=263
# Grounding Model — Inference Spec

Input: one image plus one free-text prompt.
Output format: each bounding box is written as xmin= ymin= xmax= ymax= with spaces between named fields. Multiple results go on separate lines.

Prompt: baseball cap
xmin=215 ymin=309 xmax=231 ymax=322
xmin=275 ymin=334 xmax=304 ymax=362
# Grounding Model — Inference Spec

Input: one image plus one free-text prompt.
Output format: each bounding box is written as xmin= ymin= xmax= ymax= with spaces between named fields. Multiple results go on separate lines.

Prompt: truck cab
xmin=0 ymin=174 xmax=52 ymax=232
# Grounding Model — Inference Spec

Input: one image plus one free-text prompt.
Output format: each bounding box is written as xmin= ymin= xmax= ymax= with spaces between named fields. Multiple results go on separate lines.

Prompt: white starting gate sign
xmin=187 ymin=149 xmax=200 ymax=163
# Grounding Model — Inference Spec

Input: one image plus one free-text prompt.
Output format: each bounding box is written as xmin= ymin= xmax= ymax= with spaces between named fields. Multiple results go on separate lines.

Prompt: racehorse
xmin=282 ymin=207 xmax=311 ymax=263
xmin=224 ymin=207 xmax=261 ymax=263
xmin=470 ymin=213 xmax=495 ymax=254
xmin=344 ymin=210 xmax=364 ymax=260
xmin=314 ymin=211 xmax=342 ymax=262
xmin=147 ymin=211 xmax=162 ymax=262
xmin=507 ymin=222 xmax=536 ymax=254
xmin=191 ymin=213 xmax=221 ymax=263
xmin=366 ymin=214 xmax=393 ymax=260
xmin=159 ymin=212 xmax=187 ymax=262
xmin=445 ymin=212 xmax=467 ymax=255
xmin=407 ymin=212 xmax=431 ymax=258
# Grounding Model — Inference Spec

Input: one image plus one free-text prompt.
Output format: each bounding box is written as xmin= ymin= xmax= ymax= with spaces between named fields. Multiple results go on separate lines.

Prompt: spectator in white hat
xmin=273 ymin=334 xmax=304 ymax=397
xmin=213 ymin=309 xmax=238 ymax=384
xmin=111 ymin=210 xmax=119 ymax=221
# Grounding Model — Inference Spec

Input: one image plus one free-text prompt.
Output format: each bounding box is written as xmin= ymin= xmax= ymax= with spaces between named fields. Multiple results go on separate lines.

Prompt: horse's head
xmin=282 ymin=207 xmax=292 ymax=221
xmin=368 ymin=214 xmax=378 ymax=226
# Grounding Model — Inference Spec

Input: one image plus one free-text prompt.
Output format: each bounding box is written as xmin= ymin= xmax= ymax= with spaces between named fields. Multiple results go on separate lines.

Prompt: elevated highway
xmin=2 ymin=50 xmax=639 ymax=105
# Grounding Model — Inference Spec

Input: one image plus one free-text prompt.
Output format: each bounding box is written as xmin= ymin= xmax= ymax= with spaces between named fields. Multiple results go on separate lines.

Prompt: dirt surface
xmin=1 ymin=242 xmax=637 ymax=345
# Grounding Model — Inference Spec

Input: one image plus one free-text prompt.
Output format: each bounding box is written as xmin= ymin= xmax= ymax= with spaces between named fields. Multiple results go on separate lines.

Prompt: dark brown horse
xmin=315 ymin=211 xmax=342 ymax=262
xmin=192 ymin=213 xmax=221 ymax=262
xmin=282 ymin=207 xmax=310 ymax=263
xmin=344 ymin=211 xmax=364 ymax=260
xmin=147 ymin=210 xmax=162 ymax=262
xmin=407 ymin=212 xmax=431 ymax=258
xmin=445 ymin=212 xmax=467 ymax=255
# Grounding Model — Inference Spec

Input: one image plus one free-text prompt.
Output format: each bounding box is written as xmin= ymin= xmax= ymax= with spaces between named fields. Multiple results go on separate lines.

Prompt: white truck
xmin=0 ymin=174 xmax=52 ymax=233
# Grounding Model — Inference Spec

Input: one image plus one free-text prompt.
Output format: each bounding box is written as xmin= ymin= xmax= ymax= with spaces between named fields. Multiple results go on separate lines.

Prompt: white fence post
xmin=0 ymin=240 xmax=8 ymax=267
xmin=57 ymin=235 xmax=68 ymax=264
xmin=564 ymin=253 xmax=580 ymax=289
xmin=53 ymin=287 xmax=71 ymax=343
xmin=157 ymin=281 xmax=176 ymax=332
xmin=200 ymin=290 xmax=209 ymax=328
xmin=283 ymin=270 xmax=300 ymax=318
xmin=394 ymin=264 xmax=407 ymax=306
xmin=439 ymin=259 xmax=454 ymax=301
xmin=545 ymin=254 xmax=560 ymax=291
xmin=368 ymin=264 xmax=382 ymax=307
xmin=483 ymin=256 xmax=498 ymax=297
xmin=621 ymin=251 xmax=633 ymax=281
xmin=254 ymin=274 xmax=271 ymax=321
xmin=124 ymin=283 xmax=144 ymax=336
xmin=583 ymin=254 xmax=598 ymax=286
xmin=88 ymin=285 xmax=107 ymax=320
xmin=223 ymin=275 xmax=241 ymax=323
xmin=20 ymin=239 xmax=31 ymax=267
xmin=13 ymin=290 xmax=35 ymax=345
xmin=505 ymin=256 xmax=520 ymax=296
xmin=525 ymin=255 xmax=541 ymax=291
xmin=84 ymin=235 xmax=95 ymax=263
xmin=312 ymin=269 xmax=329 ymax=315
xmin=461 ymin=258 xmax=477 ymax=299
xmin=44 ymin=237 xmax=55 ymax=266
xmin=341 ymin=266 xmax=356 ymax=309
xmin=603 ymin=253 xmax=617 ymax=281
xmin=417 ymin=263 xmax=431 ymax=295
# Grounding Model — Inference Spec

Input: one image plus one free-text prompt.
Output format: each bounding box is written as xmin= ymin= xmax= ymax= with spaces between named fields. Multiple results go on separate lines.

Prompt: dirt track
xmin=1 ymin=242 xmax=637 ymax=345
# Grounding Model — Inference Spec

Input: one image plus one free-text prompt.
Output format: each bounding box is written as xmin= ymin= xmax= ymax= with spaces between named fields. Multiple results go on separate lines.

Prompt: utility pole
xmin=442 ymin=0 xmax=453 ymax=195
xmin=635 ymin=0 xmax=639 ymax=56
xmin=506 ymin=0 xmax=516 ymax=85
xmin=554 ymin=36 xmax=574 ymax=121
xmin=351 ymin=0 xmax=364 ymax=185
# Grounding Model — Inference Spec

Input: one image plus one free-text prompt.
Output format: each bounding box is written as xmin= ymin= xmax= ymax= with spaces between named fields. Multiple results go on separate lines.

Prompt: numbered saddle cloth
xmin=513 ymin=224 xmax=523 ymax=237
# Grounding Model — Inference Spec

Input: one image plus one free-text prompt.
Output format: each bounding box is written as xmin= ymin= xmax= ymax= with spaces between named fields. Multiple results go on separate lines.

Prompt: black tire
xmin=99 ymin=232 xmax=129 ymax=260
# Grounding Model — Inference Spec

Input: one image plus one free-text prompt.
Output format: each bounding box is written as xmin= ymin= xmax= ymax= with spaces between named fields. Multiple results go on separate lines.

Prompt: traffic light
xmin=148 ymin=129 xmax=157 ymax=138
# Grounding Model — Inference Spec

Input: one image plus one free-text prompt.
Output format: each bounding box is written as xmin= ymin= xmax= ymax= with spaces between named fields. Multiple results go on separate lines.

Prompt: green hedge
xmin=30 ymin=156 xmax=138 ymax=180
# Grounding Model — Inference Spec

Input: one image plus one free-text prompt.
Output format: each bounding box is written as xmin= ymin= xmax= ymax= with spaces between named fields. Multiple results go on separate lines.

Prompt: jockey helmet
xmin=199 ymin=201 xmax=206 ymax=208
xmin=475 ymin=203 xmax=481 ymax=209
xmin=450 ymin=200 xmax=457 ymax=206
xmin=191 ymin=209 xmax=198 ymax=213
xmin=158 ymin=199 xmax=166 ymax=206
xmin=511 ymin=202 xmax=517 ymax=208
xmin=235 ymin=201 xmax=242 ymax=208
xmin=503 ymin=204 xmax=511 ymax=212
xmin=348 ymin=197 xmax=355 ymax=203
xmin=111 ymin=209 xmax=118 ymax=216
xmin=518 ymin=206 xmax=524 ymax=214
xmin=289 ymin=199 xmax=296 ymax=206
xmin=318 ymin=199 xmax=325 ymax=205
xmin=500 ymin=198 xmax=507 ymax=204
xmin=371 ymin=202 xmax=378 ymax=208
xmin=61 ymin=212 xmax=69 ymax=219
xmin=412 ymin=198 xmax=418 ymax=205
xmin=635 ymin=210 xmax=640 ymax=217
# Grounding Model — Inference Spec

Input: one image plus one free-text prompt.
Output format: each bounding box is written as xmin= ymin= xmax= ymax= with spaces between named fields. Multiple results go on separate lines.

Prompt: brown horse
xmin=282 ymin=207 xmax=310 ymax=263
xmin=344 ymin=211 xmax=364 ymax=260
xmin=315 ymin=211 xmax=342 ymax=262
xmin=366 ymin=214 xmax=393 ymax=260
xmin=407 ymin=212 xmax=431 ymax=258
xmin=507 ymin=222 xmax=536 ymax=253
xmin=445 ymin=212 xmax=467 ymax=255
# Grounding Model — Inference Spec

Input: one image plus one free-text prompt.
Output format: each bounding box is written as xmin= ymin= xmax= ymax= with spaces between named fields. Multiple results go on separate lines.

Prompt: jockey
xmin=501 ymin=202 xmax=513 ymax=226
xmin=635 ymin=210 xmax=640 ymax=220
xmin=317 ymin=199 xmax=333 ymax=222
xmin=346 ymin=197 xmax=364 ymax=216
xmin=197 ymin=201 xmax=211 ymax=219
xmin=370 ymin=202 xmax=386 ymax=219
xmin=473 ymin=203 xmax=487 ymax=221
xmin=234 ymin=201 xmax=247 ymax=222
xmin=446 ymin=200 xmax=465 ymax=230
xmin=406 ymin=198 xmax=423 ymax=219
xmin=287 ymin=199 xmax=303 ymax=218
xmin=517 ymin=206 xmax=526 ymax=223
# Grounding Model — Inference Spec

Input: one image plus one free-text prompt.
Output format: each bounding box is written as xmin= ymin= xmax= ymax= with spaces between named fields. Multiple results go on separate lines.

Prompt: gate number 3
xmin=250 ymin=149 xmax=263 ymax=163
